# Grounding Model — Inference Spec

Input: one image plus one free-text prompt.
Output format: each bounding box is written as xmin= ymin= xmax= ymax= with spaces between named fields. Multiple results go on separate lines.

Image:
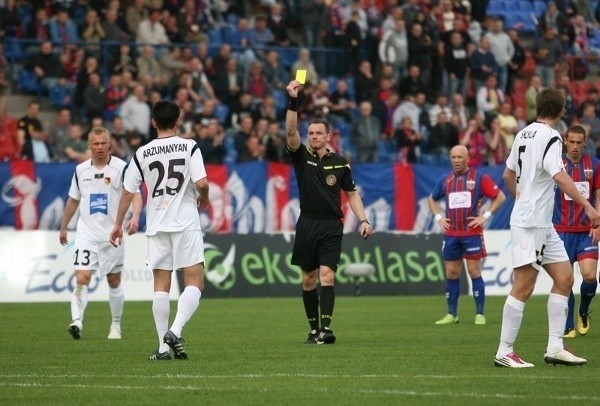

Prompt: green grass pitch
xmin=1 ymin=296 xmax=599 ymax=405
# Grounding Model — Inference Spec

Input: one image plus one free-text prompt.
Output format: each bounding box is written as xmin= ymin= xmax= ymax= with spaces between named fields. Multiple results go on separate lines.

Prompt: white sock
xmin=547 ymin=293 xmax=568 ymax=354
xmin=109 ymin=285 xmax=125 ymax=326
xmin=152 ymin=291 xmax=170 ymax=353
xmin=496 ymin=295 xmax=525 ymax=358
xmin=169 ymin=286 xmax=201 ymax=337
xmin=71 ymin=284 xmax=89 ymax=323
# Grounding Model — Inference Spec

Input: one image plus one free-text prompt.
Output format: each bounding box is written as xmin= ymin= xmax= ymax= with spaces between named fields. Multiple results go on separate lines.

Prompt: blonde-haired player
xmin=60 ymin=127 xmax=142 ymax=340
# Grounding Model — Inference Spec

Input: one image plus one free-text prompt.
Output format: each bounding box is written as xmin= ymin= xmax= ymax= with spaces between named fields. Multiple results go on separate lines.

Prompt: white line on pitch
xmin=0 ymin=373 xmax=596 ymax=381
xmin=1 ymin=382 xmax=599 ymax=401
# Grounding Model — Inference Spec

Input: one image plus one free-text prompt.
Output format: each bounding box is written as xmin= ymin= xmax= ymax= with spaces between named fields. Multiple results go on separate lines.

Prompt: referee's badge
xmin=466 ymin=180 xmax=475 ymax=190
xmin=584 ymin=169 xmax=593 ymax=179
xmin=326 ymin=174 xmax=337 ymax=186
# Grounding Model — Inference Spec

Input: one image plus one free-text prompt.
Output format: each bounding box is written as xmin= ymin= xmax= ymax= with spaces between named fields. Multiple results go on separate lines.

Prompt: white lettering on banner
xmin=564 ymin=182 xmax=589 ymax=201
xmin=0 ymin=231 xmax=178 ymax=303
xmin=448 ymin=191 xmax=471 ymax=209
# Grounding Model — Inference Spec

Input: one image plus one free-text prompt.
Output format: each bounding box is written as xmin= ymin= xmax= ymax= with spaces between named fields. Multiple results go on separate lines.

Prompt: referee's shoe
xmin=317 ymin=328 xmax=336 ymax=344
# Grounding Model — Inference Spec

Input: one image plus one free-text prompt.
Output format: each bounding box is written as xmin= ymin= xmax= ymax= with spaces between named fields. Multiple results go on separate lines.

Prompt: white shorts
xmin=511 ymin=226 xmax=569 ymax=271
xmin=147 ymin=230 xmax=205 ymax=271
xmin=73 ymin=240 xmax=124 ymax=277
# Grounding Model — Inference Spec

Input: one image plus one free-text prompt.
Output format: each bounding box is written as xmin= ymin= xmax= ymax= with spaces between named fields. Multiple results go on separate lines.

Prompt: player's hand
xmin=467 ymin=216 xmax=486 ymax=228
xmin=59 ymin=229 xmax=68 ymax=246
xmin=109 ymin=226 xmax=123 ymax=247
xmin=286 ymin=80 xmax=300 ymax=98
xmin=359 ymin=221 xmax=373 ymax=240
xmin=590 ymin=226 xmax=600 ymax=245
xmin=437 ymin=217 xmax=450 ymax=230
xmin=584 ymin=205 xmax=600 ymax=228
xmin=126 ymin=218 xmax=139 ymax=235
xmin=197 ymin=195 xmax=209 ymax=211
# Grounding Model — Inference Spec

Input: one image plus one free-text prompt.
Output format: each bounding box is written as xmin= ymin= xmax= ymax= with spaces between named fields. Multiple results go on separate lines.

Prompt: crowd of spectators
xmin=0 ymin=0 xmax=599 ymax=166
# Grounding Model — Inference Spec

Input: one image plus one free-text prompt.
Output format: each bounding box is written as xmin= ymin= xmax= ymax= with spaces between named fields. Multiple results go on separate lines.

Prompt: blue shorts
xmin=442 ymin=235 xmax=486 ymax=261
xmin=557 ymin=232 xmax=598 ymax=264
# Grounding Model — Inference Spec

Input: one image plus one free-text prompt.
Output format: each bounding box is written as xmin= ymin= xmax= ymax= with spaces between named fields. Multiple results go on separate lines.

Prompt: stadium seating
xmin=272 ymin=89 xmax=287 ymax=115
xmin=207 ymin=27 xmax=223 ymax=47
xmin=3 ymin=38 xmax=26 ymax=61
xmin=223 ymin=135 xmax=237 ymax=165
xmin=533 ymin=1 xmax=547 ymax=15
xmin=214 ymin=103 xmax=230 ymax=125
xmin=49 ymin=86 xmax=72 ymax=109
xmin=18 ymin=70 xmax=43 ymax=96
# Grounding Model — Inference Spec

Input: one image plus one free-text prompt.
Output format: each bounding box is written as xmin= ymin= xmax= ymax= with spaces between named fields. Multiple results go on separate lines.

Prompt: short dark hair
xmin=536 ymin=88 xmax=565 ymax=120
xmin=152 ymin=100 xmax=181 ymax=131
xmin=565 ymin=125 xmax=587 ymax=141
xmin=308 ymin=118 xmax=330 ymax=134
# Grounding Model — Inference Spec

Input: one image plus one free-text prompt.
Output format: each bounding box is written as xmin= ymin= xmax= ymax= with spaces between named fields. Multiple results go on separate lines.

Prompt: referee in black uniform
xmin=285 ymin=80 xmax=373 ymax=344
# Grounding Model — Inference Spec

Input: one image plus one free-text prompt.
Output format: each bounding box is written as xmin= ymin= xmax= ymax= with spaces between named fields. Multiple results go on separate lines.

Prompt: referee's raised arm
xmin=285 ymin=80 xmax=301 ymax=151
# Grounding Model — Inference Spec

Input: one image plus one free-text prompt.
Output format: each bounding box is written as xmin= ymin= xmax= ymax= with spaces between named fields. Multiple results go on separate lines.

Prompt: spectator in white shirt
xmin=136 ymin=8 xmax=169 ymax=46
xmin=120 ymin=85 xmax=151 ymax=139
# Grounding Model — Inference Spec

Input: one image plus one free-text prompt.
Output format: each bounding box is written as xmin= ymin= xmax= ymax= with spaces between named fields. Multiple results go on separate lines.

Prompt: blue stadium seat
xmin=277 ymin=47 xmax=298 ymax=70
xmin=226 ymin=13 xmax=239 ymax=26
xmin=49 ymin=86 xmax=72 ymax=108
xmin=207 ymin=27 xmax=223 ymax=47
xmin=272 ymin=89 xmax=287 ymax=114
xmin=518 ymin=12 xmax=537 ymax=31
xmin=221 ymin=23 xmax=237 ymax=45
xmin=214 ymin=104 xmax=230 ymax=125
xmin=3 ymin=38 xmax=26 ymax=61
xmin=345 ymin=77 xmax=356 ymax=101
xmin=336 ymin=121 xmax=350 ymax=139
xmin=326 ymin=76 xmax=338 ymax=94
xmin=223 ymin=135 xmax=237 ymax=165
xmin=18 ymin=69 xmax=43 ymax=95
xmin=517 ymin=1 xmax=533 ymax=12
xmin=533 ymin=1 xmax=547 ymax=15
xmin=487 ymin=1 xmax=504 ymax=15
xmin=591 ymin=30 xmax=600 ymax=48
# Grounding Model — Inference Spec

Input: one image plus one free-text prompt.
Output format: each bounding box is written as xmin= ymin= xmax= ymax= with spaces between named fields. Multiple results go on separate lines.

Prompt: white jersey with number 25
xmin=506 ymin=121 xmax=564 ymax=228
xmin=123 ymin=136 xmax=207 ymax=235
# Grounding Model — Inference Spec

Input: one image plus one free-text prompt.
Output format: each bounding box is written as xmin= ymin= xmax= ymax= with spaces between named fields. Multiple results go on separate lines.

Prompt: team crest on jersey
xmin=326 ymin=174 xmax=337 ymax=186
xmin=90 ymin=193 xmax=108 ymax=215
xmin=104 ymin=177 xmax=111 ymax=185
xmin=584 ymin=169 xmax=593 ymax=179
xmin=466 ymin=180 xmax=475 ymax=190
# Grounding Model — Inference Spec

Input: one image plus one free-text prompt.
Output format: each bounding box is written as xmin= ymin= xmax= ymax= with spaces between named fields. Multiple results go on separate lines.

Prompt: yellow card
xmin=295 ymin=69 xmax=307 ymax=85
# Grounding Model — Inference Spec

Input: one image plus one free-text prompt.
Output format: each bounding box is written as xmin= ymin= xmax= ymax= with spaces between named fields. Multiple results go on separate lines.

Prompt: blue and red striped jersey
xmin=430 ymin=168 xmax=501 ymax=236
xmin=553 ymin=154 xmax=600 ymax=232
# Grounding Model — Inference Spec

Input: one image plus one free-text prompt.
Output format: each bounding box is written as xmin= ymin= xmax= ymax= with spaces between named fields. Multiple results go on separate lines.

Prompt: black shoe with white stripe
xmin=148 ymin=350 xmax=172 ymax=360
xmin=163 ymin=330 xmax=187 ymax=360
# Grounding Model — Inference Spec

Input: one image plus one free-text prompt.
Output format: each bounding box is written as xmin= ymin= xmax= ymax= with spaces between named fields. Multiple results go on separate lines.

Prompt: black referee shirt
xmin=288 ymin=144 xmax=356 ymax=219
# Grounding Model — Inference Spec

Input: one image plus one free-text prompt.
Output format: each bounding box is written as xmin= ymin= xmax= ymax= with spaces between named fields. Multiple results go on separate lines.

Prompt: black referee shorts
xmin=291 ymin=216 xmax=343 ymax=272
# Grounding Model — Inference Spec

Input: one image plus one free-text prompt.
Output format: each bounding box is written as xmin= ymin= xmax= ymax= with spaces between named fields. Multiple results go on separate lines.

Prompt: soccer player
xmin=553 ymin=125 xmax=600 ymax=338
xmin=60 ymin=127 xmax=142 ymax=340
xmin=285 ymin=79 xmax=373 ymax=345
xmin=494 ymin=89 xmax=600 ymax=368
xmin=429 ymin=145 xmax=506 ymax=326
xmin=110 ymin=100 xmax=209 ymax=361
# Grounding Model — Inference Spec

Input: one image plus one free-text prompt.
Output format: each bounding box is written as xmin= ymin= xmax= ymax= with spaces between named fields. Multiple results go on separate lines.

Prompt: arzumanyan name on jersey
xmin=143 ymin=143 xmax=189 ymax=158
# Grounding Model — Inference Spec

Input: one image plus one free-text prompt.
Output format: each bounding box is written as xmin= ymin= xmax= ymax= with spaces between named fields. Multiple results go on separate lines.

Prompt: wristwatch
xmin=360 ymin=220 xmax=370 ymax=225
